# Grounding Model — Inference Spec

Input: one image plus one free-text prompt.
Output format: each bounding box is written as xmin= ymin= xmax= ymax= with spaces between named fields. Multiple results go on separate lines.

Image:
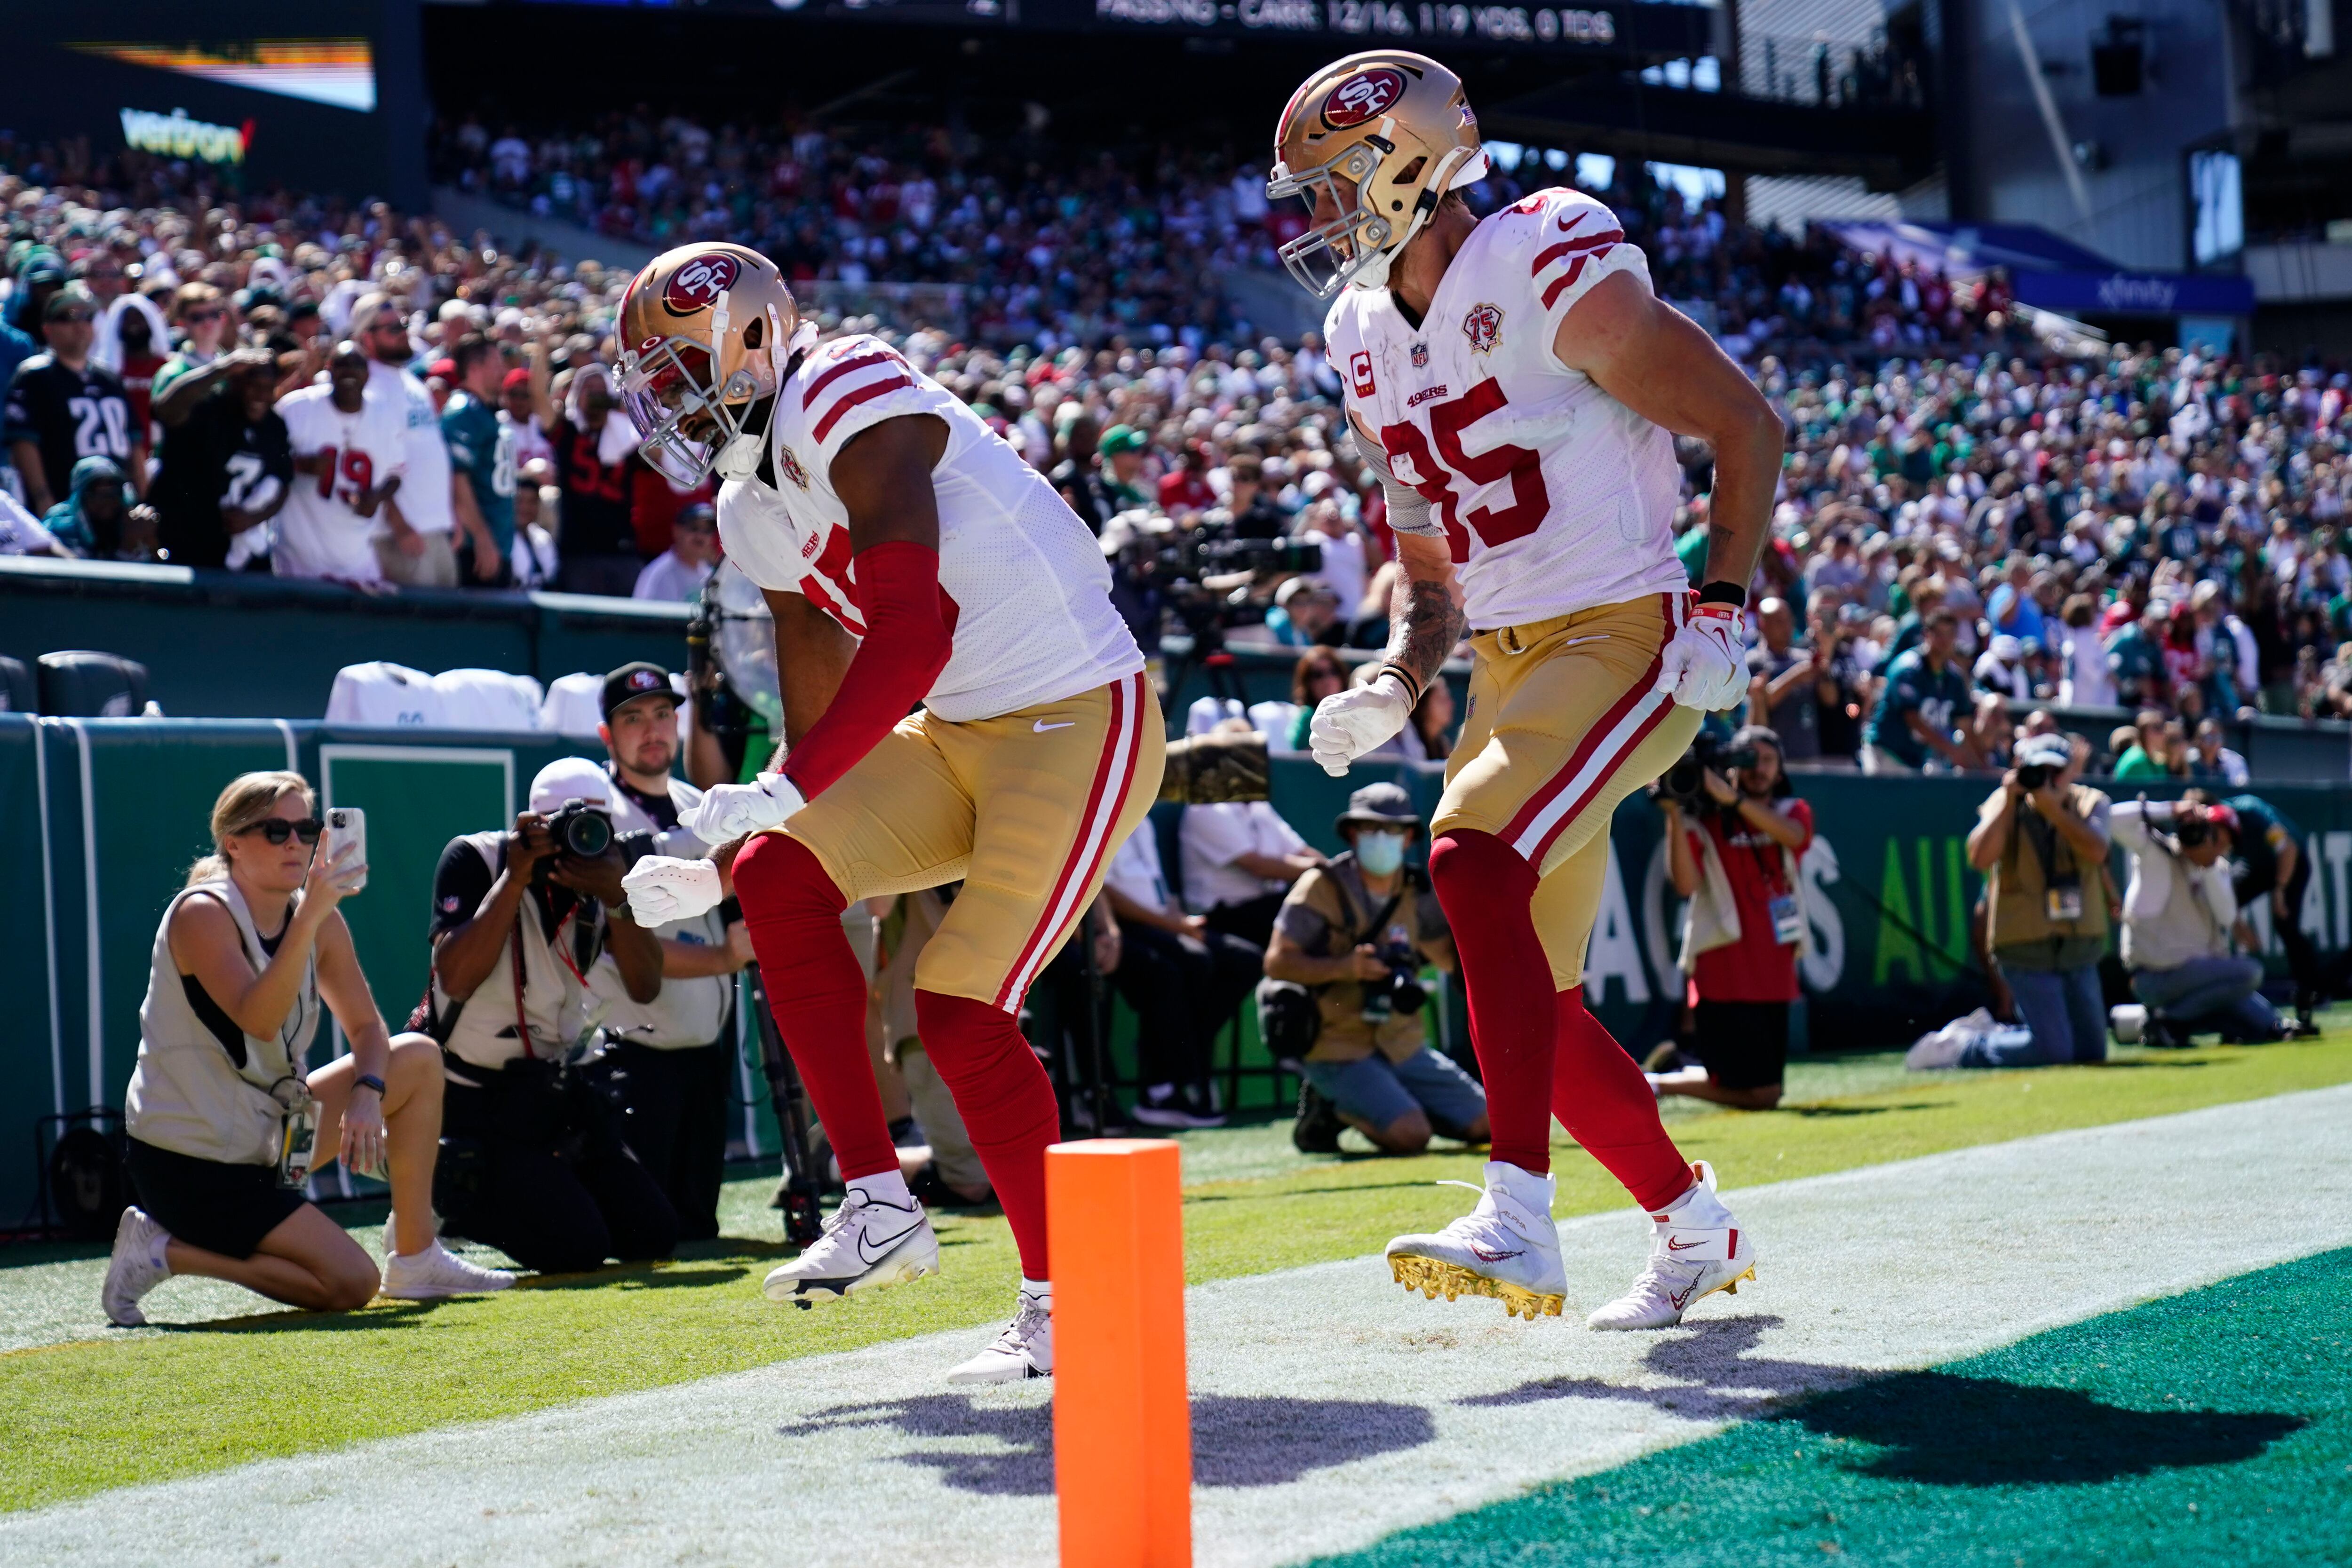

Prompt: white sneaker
xmin=1385 ymin=1161 xmax=1567 ymax=1321
xmin=763 ymin=1188 xmax=939 ymax=1307
xmin=945 ymin=1287 xmax=1053 ymax=1385
xmin=382 ymin=1238 xmax=516 ymax=1299
xmin=1587 ymin=1161 xmax=1757 ymax=1330
xmin=101 ymin=1206 xmax=170 ymax=1328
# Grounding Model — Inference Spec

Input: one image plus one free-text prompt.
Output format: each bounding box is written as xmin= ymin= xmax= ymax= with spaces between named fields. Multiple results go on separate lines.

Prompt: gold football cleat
xmin=1389 ymin=1254 xmax=1564 ymax=1319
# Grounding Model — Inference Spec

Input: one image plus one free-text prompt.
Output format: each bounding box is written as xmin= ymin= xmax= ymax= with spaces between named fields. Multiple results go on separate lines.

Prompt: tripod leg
xmin=747 ymin=964 xmax=826 ymax=1247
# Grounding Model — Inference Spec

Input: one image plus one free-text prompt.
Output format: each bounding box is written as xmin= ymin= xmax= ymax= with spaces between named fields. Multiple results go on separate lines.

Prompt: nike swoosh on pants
xmin=1034 ymin=720 xmax=1076 ymax=732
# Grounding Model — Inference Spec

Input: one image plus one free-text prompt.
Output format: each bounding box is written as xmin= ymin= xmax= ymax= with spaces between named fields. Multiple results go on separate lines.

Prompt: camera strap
xmin=1334 ymin=864 xmax=1406 ymax=951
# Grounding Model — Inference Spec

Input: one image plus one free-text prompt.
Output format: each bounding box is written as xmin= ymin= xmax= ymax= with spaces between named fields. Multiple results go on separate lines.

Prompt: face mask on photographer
xmin=1356 ymin=830 xmax=1406 ymax=877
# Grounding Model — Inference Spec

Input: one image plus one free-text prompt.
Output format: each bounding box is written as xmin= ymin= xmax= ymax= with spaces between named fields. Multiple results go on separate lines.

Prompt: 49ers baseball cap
xmin=601 ymin=662 xmax=675 ymax=720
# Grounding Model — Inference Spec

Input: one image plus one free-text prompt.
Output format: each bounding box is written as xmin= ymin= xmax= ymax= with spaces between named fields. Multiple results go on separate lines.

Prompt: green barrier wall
xmin=0 ymin=562 xmax=689 ymax=720
xmin=7 ymin=718 xmax=2351 ymax=1229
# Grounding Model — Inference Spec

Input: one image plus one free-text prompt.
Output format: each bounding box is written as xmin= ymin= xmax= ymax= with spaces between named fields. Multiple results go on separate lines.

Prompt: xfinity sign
xmin=119 ymin=107 xmax=250 ymax=166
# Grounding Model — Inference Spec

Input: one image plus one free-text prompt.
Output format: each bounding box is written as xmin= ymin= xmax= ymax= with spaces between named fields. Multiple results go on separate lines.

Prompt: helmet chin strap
xmin=715 ymin=433 xmax=764 ymax=482
xmin=1347 ymin=141 xmax=1488 ymax=294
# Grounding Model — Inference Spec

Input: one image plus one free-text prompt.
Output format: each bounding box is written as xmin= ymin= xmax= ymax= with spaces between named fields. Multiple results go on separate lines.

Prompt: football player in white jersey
xmin=1271 ymin=53 xmax=1783 ymax=1329
xmin=609 ymin=244 xmax=1158 ymax=1384
xmin=274 ymin=343 xmax=407 ymax=585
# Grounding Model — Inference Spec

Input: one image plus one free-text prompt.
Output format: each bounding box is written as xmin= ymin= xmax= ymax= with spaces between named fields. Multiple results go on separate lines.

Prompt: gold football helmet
xmin=1267 ymin=51 xmax=1488 ymax=299
xmin=615 ymin=242 xmax=803 ymax=485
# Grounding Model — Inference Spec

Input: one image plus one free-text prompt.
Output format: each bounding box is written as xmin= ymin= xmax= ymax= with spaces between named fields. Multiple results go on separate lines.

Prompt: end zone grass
xmin=4 ymin=1033 xmax=2349 ymax=1513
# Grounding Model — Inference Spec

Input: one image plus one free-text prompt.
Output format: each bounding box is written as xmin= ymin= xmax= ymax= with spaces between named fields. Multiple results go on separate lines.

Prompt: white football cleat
xmin=102 ymin=1206 xmax=171 ymax=1328
xmin=945 ymin=1286 xmax=1054 ymax=1385
xmin=1587 ymin=1160 xmax=1757 ymax=1331
xmin=1385 ymin=1162 xmax=1567 ymax=1321
xmin=382 ymin=1238 xmax=516 ymax=1299
xmin=763 ymin=1188 xmax=939 ymax=1307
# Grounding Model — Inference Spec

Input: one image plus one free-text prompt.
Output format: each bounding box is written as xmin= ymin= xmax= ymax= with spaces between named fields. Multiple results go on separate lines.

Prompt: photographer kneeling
xmin=2111 ymin=793 xmax=2282 ymax=1046
xmin=1265 ymin=784 xmax=1484 ymax=1155
xmin=426 ymin=758 xmax=680 ymax=1274
xmin=104 ymin=772 xmax=511 ymax=1327
xmin=1653 ymin=729 xmax=1813 ymax=1110
xmin=1962 ymin=733 xmax=2112 ymax=1066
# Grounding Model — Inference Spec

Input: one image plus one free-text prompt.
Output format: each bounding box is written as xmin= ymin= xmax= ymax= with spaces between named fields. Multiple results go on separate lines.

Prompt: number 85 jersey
xmin=1327 ymin=186 xmax=1687 ymax=631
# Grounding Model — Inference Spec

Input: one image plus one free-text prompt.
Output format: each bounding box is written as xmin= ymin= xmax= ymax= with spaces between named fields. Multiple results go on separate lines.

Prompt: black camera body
xmin=2014 ymin=762 xmax=2056 ymax=792
xmin=532 ymin=799 xmax=629 ymax=884
xmin=1360 ymin=943 xmax=1429 ymax=1025
xmin=1655 ymin=733 xmax=1760 ymax=809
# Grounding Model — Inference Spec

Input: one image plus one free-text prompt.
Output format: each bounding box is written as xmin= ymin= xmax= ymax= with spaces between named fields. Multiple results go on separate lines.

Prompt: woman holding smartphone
xmin=102 ymin=770 xmax=512 ymax=1326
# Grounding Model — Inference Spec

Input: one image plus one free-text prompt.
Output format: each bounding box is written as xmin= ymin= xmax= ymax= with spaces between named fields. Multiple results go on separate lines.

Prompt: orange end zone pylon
xmin=1048 ymin=1138 xmax=1191 ymax=1567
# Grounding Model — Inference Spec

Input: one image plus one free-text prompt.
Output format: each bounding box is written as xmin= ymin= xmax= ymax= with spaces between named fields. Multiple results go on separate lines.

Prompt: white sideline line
xmin=8 ymin=1085 xmax=2351 ymax=1568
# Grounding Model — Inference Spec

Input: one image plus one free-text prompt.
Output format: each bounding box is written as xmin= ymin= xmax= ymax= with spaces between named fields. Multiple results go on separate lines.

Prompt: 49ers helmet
xmin=1267 ymin=52 xmax=1488 ymax=299
xmin=615 ymin=243 xmax=808 ymax=486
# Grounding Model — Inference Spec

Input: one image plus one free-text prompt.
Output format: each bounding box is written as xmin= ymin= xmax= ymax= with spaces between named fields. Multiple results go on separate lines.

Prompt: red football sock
xmin=1427 ymin=829 xmax=1555 ymax=1174
xmin=731 ymin=834 xmax=897 ymax=1185
xmin=1554 ymin=986 xmax=1697 ymax=1212
xmin=914 ymin=989 xmax=1061 ymax=1280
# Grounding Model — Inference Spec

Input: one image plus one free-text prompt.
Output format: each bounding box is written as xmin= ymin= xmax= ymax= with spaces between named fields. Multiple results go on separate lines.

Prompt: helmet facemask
xmin=617 ymin=298 xmax=785 ymax=486
xmin=1268 ymin=136 xmax=1487 ymax=300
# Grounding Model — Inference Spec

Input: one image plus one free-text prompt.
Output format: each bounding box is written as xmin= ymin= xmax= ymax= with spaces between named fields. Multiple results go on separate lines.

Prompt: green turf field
xmin=3 ymin=1034 xmax=2349 ymax=1519
xmin=1314 ymin=1247 xmax=2352 ymax=1566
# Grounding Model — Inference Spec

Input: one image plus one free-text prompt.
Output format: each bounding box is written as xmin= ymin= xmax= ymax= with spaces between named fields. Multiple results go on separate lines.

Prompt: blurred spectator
xmin=634 ymin=501 xmax=719 ymax=602
xmin=1746 ymin=596 xmax=1820 ymax=760
xmin=2110 ymin=796 xmax=2280 ymax=1046
xmin=111 ymin=304 xmax=166 ymax=437
xmin=44 ymin=454 xmax=161 ymax=563
xmin=526 ymin=333 xmax=641 ymax=595
xmin=150 ymin=283 xmax=229 ymax=404
xmin=2194 ymin=717 xmax=2249 ymax=786
xmin=1178 ymin=729 xmax=1322 ymax=947
xmin=351 ymin=293 xmax=462 ymax=587
xmin=2111 ymin=710 xmax=2172 ymax=781
xmin=151 ymin=348 xmax=290 ymax=570
xmin=6 ymin=291 xmax=143 ymax=516
xmin=1862 ymin=610 xmax=1979 ymax=773
xmin=1100 ymin=819 xmax=1257 ymax=1129
xmin=1050 ymin=415 xmax=1115 ymax=534
xmin=275 ymin=343 xmax=403 ymax=586
xmin=441 ymin=334 xmax=516 ymax=586
xmin=1257 ymin=577 xmax=1341 ymax=649
xmin=2106 ymin=605 xmax=2169 ymax=712
xmin=2055 ymin=594 xmax=2114 ymax=708
xmin=1096 ymin=424 xmax=1151 ymax=512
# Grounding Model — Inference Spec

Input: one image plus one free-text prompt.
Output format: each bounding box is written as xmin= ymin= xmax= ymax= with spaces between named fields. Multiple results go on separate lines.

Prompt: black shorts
xmin=1692 ymin=1000 xmax=1790 ymax=1092
xmin=126 ymin=1137 xmax=308 ymax=1260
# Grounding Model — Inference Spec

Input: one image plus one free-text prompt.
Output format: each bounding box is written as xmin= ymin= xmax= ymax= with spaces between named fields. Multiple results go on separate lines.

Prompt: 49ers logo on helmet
xmin=1322 ymin=68 xmax=1406 ymax=129
xmin=662 ymin=253 xmax=741 ymax=314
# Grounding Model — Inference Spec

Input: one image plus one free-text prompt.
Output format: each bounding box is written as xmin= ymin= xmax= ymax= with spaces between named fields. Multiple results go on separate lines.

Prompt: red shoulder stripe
xmin=801 ymin=348 xmax=903 ymax=410
xmin=1541 ymin=253 xmax=1601 ymax=310
xmin=1529 ymin=229 xmax=1624 ymax=278
xmin=811 ymin=373 xmax=916 ymax=443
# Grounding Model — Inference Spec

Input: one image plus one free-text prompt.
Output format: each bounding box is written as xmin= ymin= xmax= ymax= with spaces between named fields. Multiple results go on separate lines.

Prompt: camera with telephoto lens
xmin=2014 ymin=762 xmax=2055 ymax=792
xmin=1359 ymin=942 xmax=1429 ymax=1026
xmin=1654 ymin=733 xmax=1760 ymax=809
xmin=532 ymin=799 xmax=614 ymax=884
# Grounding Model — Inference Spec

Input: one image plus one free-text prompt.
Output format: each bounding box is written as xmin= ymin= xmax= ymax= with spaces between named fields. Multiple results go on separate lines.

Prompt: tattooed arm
xmin=1386 ymin=531 xmax=1467 ymax=695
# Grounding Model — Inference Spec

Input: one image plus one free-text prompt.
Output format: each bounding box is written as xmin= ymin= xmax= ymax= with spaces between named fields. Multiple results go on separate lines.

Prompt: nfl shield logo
xmin=1462 ymin=303 xmax=1503 ymax=355
xmin=1410 ymin=342 xmax=1429 ymax=369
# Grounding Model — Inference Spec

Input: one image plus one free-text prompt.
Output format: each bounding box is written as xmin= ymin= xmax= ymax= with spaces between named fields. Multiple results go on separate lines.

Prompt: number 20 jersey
xmin=1326 ymin=186 xmax=1687 ymax=632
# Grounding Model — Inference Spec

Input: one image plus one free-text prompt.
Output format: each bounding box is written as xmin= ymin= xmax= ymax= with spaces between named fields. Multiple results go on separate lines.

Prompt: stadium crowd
xmin=0 ymin=137 xmax=2347 ymax=754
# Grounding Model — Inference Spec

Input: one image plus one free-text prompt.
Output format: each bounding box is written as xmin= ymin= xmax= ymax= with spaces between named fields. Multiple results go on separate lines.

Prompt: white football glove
xmin=680 ymin=773 xmax=806 ymax=843
xmin=1654 ymin=602 xmax=1748 ymax=713
xmin=1308 ymin=671 xmax=1414 ymax=777
xmin=620 ymin=856 xmax=725 ymax=926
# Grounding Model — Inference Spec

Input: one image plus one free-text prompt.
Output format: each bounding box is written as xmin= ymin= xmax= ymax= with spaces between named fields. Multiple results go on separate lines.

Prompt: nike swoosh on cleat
xmin=1665 ymin=1236 xmax=1705 ymax=1252
xmin=1033 ymin=720 xmax=1076 ymax=732
xmin=855 ymin=1218 xmax=925 ymax=1266
xmin=1668 ymin=1284 xmax=1697 ymax=1310
xmin=1467 ymin=1245 xmax=1524 ymax=1263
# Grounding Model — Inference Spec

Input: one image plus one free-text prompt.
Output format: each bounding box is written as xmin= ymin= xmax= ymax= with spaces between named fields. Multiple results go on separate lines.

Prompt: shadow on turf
xmin=778 ymin=1392 xmax=1437 ymax=1494
xmin=1457 ymin=1315 xmax=2304 ymax=1486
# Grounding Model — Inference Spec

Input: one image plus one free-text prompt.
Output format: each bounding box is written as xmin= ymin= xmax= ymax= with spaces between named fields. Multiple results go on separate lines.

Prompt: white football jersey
xmin=1326 ymin=187 xmax=1687 ymax=631
xmin=717 ymin=334 xmax=1143 ymax=723
xmin=275 ymin=383 xmax=408 ymax=583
